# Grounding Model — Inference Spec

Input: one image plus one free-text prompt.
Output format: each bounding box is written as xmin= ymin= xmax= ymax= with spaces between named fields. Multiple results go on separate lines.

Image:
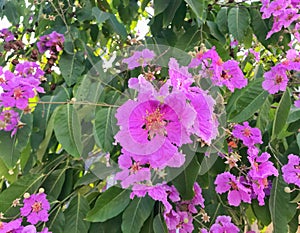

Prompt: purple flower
xmin=0 ymin=29 xmax=15 ymax=42
xmin=248 ymin=152 xmax=278 ymax=179
xmin=37 ymin=31 xmax=64 ymax=54
xmin=168 ymin=58 xmax=193 ymax=92
xmin=115 ymin=152 xmax=151 ymax=188
xmin=0 ymin=218 xmax=23 ymax=233
xmin=282 ymin=154 xmax=300 ymax=187
xmin=123 ymin=49 xmax=155 ymax=70
xmin=286 ymin=49 xmax=300 ymax=71
xmin=187 ymin=87 xmax=218 ymax=144
xmin=114 ymin=84 xmax=196 ymax=168
xmin=209 ymin=215 xmax=239 ymax=233
xmin=250 ymin=177 xmax=270 ymax=205
xmin=20 ymin=193 xmax=50 ymax=225
xmin=130 ymin=183 xmax=173 ymax=213
xmin=164 ymin=210 xmax=180 ymax=230
xmin=215 ymin=172 xmax=251 ymax=206
xmin=0 ymin=110 xmax=20 ymax=136
xmin=22 ymin=225 xmax=36 ymax=233
xmin=232 ymin=122 xmax=262 ymax=147
xmin=218 ymin=60 xmax=248 ymax=92
xmin=262 ymin=64 xmax=289 ymax=94
xmin=295 ymin=97 xmax=300 ymax=108
xmin=169 ymin=211 xmax=194 ymax=233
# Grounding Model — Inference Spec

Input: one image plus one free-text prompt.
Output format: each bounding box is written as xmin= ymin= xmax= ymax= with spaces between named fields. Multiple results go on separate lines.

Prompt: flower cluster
xmin=260 ymin=0 xmax=300 ymax=39
xmin=0 ymin=190 xmax=51 ymax=233
xmin=114 ymin=49 xmax=220 ymax=232
xmin=0 ymin=62 xmax=44 ymax=135
xmin=131 ymin=182 xmax=205 ymax=233
xmin=189 ymin=47 xmax=248 ymax=92
xmin=37 ymin=31 xmax=64 ymax=54
xmin=262 ymin=48 xmax=300 ymax=95
xmin=200 ymin=215 xmax=239 ymax=233
xmin=282 ymin=154 xmax=300 ymax=187
xmin=215 ymin=123 xmax=278 ymax=206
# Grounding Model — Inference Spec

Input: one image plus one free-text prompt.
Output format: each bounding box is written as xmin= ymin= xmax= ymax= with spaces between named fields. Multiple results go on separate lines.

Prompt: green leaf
xmin=42 ymin=168 xmax=66 ymax=199
xmin=184 ymin=0 xmax=206 ymax=23
xmin=227 ymin=78 xmax=265 ymax=121
xmin=251 ymin=200 xmax=271 ymax=226
xmin=230 ymin=91 xmax=269 ymax=123
xmin=287 ymin=108 xmax=300 ymax=124
xmin=122 ymin=197 xmax=155 ymax=233
xmin=154 ymin=0 xmax=170 ymax=16
xmin=141 ymin=214 xmax=154 ymax=233
xmin=47 ymin=206 xmax=65 ymax=233
xmin=256 ymin=95 xmax=273 ymax=132
xmin=86 ymin=186 xmax=131 ymax=222
xmin=106 ymin=14 xmax=127 ymax=39
xmin=0 ymin=174 xmax=44 ymax=214
xmin=297 ymin=133 xmax=300 ymax=151
xmin=37 ymin=107 xmax=59 ymax=161
xmin=162 ymin=0 xmax=182 ymax=28
xmin=173 ymin=154 xmax=200 ymax=200
xmin=60 ymin=52 xmax=85 ymax=86
xmin=0 ymin=113 xmax=32 ymax=168
xmin=54 ymin=105 xmax=83 ymax=157
xmin=89 ymin=215 xmax=122 ymax=233
xmin=92 ymin=7 xmax=110 ymax=24
xmin=207 ymin=21 xmax=226 ymax=44
xmin=272 ymin=88 xmax=292 ymax=140
xmin=216 ymin=7 xmax=229 ymax=34
xmin=94 ymin=107 xmax=117 ymax=152
xmin=227 ymin=7 xmax=250 ymax=42
xmin=153 ymin=214 xmax=168 ymax=233
xmin=269 ymin=176 xmax=297 ymax=233
xmin=64 ymin=194 xmax=90 ymax=233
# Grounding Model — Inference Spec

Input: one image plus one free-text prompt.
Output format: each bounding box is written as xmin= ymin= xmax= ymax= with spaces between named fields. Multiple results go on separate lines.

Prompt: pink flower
xmin=114 ymin=86 xmax=195 ymax=168
xmin=0 ymin=110 xmax=20 ymax=136
xmin=0 ymin=218 xmax=22 ymax=233
xmin=295 ymin=97 xmax=300 ymax=108
xmin=130 ymin=183 xmax=173 ymax=213
xmin=248 ymin=152 xmax=278 ymax=179
xmin=168 ymin=58 xmax=193 ymax=92
xmin=262 ymin=64 xmax=288 ymax=94
xmin=282 ymin=154 xmax=300 ymax=187
xmin=232 ymin=122 xmax=262 ymax=147
xmin=123 ymin=49 xmax=155 ymax=70
xmin=169 ymin=211 xmax=194 ymax=233
xmin=0 ymin=29 xmax=14 ymax=42
xmin=218 ymin=60 xmax=248 ymax=92
xmin=210 ymin=215 xmax=239 ymax=233
xmin=187 ymin=87 xmax=218 ymax=144
xmin=22 ymin=225 xmax=37 ymax=233
xmin=215 ymin=172 xmax=251 ymax=206
xmin=115 ymin=152 xmax=151 ymax=188
xmin=37 ymin=31 xmax=64 ymax=54
xmin=20 ymin=193 xmax=50 ymax=225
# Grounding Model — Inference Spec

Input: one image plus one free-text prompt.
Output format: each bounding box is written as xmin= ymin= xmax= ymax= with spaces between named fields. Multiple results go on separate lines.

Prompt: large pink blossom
xmin=262 ymin=64 xmax=288 ymax=94
xmin=282 ymin=154 xmax=300 ymax=187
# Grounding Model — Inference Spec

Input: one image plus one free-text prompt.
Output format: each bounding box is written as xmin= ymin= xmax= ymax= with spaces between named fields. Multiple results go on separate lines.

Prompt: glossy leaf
xmin=86 ymin=186 xmax=131 ymax=222
xmin=184 ymin=0 xmax=206 ymax=23
xmin=227 ymin=7 xmax=250 ymax=42
xmin=54 ymin=105 xmax=83 ymax=157
xmin=153 ymin=214 xmax=168 ymax=233
xmin=216 ymin=7 xmax=229 ymax=34
xmin=122 ymin=197 xmax=155 ymax=233
xmin=60 ymin=52 xmax=85 ymax=86
xmin=64 ymin=194 xmax=90 ymax=233
xmin=94 ymin=107 xmax=117 ymax=152
xmin=272 ymin=88 xmax=291 ymax=140
xmin=269 ymin=176 xmax=297 ymax=233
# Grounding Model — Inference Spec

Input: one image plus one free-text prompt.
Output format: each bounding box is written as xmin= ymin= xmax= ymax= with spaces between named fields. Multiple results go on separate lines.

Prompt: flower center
xmin=275 ymin=75 xmax=283 ymax=84
xmin=242 ymin=128 xmax=251 ymax=137
xmin=144 ymin=108 xmax=166 ymax=139
xmin=130 ymin=162 xmax=140 ymax=173
xmin=221 ymin=70 xmax=230 ymax=80
xmin=229 ymin=180 xmax=238 ymax=190
xmin=32 ymin=201 xmax=42 ymax=212
xmin=13 ymin=87 xmax=23 ymax=99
